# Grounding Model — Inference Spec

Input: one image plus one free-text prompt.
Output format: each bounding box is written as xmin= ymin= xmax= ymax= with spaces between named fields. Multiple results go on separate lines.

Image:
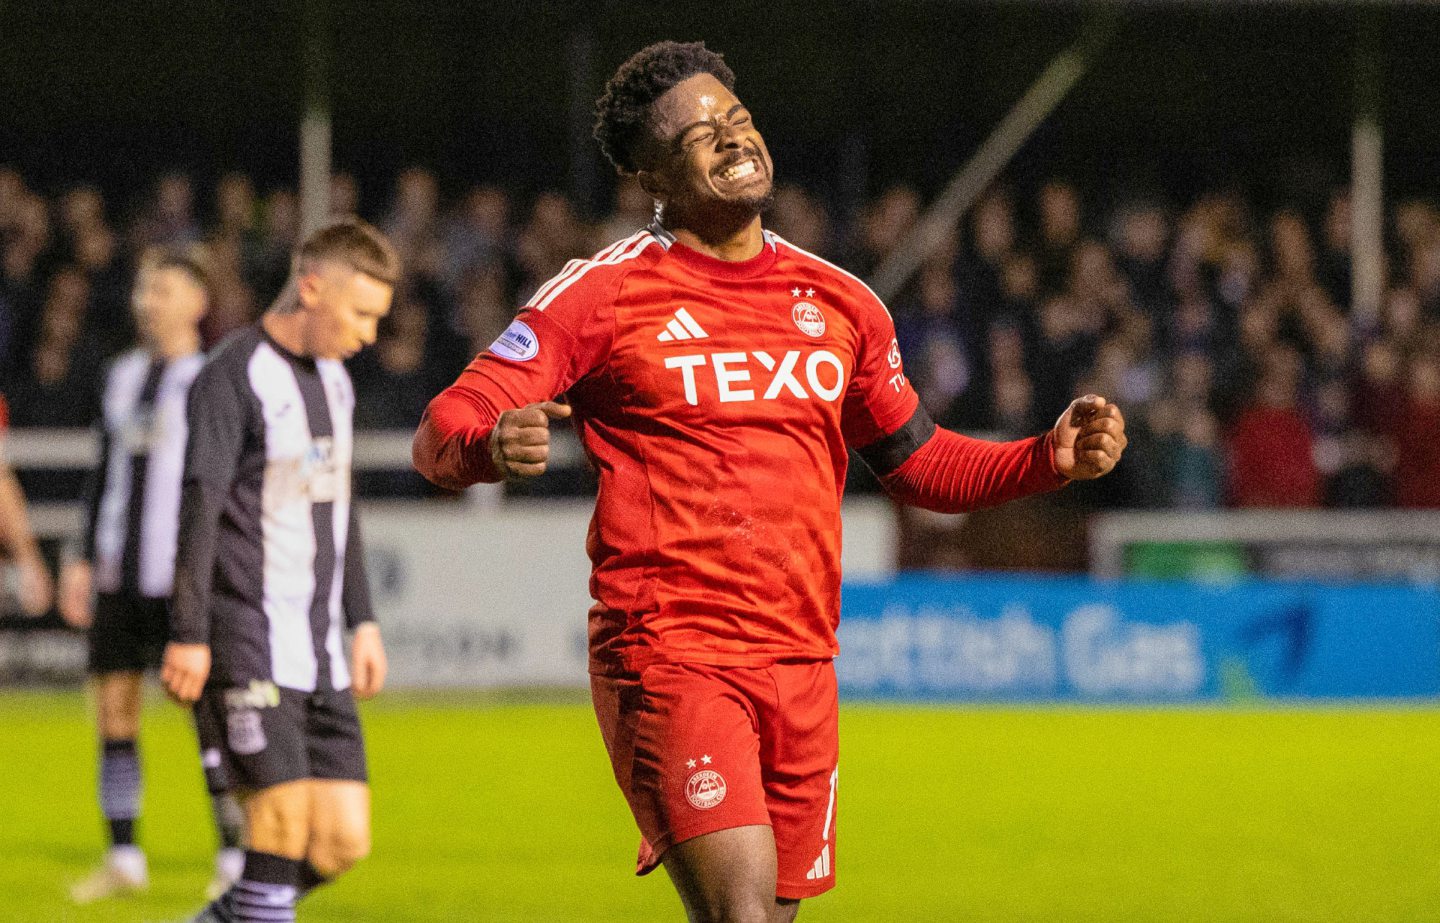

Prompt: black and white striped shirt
xmin=169 ymin=323 xmax=374 ymax=693
xmin=79 ymin=348 xmax=205 ymax=598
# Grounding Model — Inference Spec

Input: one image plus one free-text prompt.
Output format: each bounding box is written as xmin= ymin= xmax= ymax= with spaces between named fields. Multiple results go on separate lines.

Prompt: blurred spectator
xmin=382 ymin=166 xmax=445 ymax=284
xmin=441 ymin=184 xmax=512 ymax=298
xmin=1226 ymin=345 xmax=1320 ymax=507
xmin=515 ymin=191 xmax=592 ymax=301
xmin=850 ymin=184 xmax=919 ymax=275
xmin=1028 ymin=293 xmax=1097 ymax=422
xmin=1391 ymin=352 xmax=1440 ymax=508
xmin=210 ymin=172 xmax=264 ymax=277
xmin=452 ymin=262 xmax=514 ymax=360
xmin=251 ymin=188 xmax=300 ymax=305
xmin=131 ymin=172 xmax=201 ymax=251
xmin=9 ymin=267 xmax=102 ymax=426
xmin=350 ymin=290 xmax=448 ymax=430
xmin=349 ymin=289 xmax=463 ymax=497
xmin=988 ymin=321 xmax=1034 ymax=437
xmin=767 ymin=184 xmax=833 ymax=257
xmin=894 ymin=261 xmax=975 ymax=429
xmin=1036 ymin=179 xmax=1082 ymax=291
xmin=1111 ymin=200 xmax=1172 ymax=323
xmin=597 ymin=176 xmax=654 ymax=243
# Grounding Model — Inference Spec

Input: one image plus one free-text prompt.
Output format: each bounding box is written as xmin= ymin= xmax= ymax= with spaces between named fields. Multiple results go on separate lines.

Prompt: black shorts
xmin=194 ymin=683 xmax=368 ymax=792
xmin=88 ymin=593 xmax=169 ymax=675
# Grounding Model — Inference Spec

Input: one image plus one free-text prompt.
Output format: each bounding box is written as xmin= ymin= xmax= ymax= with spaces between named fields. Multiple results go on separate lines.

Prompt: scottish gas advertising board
xmin=838 ymin=575 xmax=1440 ymax=702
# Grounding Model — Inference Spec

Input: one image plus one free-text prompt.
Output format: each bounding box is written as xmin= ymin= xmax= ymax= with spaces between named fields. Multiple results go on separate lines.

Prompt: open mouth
xmin=715 ymin=159 xmax=759 ymax=183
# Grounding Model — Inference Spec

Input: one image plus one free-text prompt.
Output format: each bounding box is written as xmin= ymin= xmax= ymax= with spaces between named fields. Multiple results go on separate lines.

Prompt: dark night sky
xmin=3 ymin=1 xmax=1440 ymax=216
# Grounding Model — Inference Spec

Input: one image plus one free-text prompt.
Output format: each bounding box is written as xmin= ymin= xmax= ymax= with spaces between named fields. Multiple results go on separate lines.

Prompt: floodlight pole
xmin=299 ymin=0 xmax=333 ymax=235
xmin=1351 ymin=11 xmax=1384 ymax=323
xmin=870 ymin=11 xmax=1117 ymax=304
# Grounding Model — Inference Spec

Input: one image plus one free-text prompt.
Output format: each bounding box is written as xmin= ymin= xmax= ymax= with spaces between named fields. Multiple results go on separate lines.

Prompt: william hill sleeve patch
xmin=490 ymin=319 xmax=540 ymax=361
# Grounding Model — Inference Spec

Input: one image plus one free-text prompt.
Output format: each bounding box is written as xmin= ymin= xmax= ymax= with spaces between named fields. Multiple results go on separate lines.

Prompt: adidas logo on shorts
xmin=805 ymin=844 xmax=832 ymax=880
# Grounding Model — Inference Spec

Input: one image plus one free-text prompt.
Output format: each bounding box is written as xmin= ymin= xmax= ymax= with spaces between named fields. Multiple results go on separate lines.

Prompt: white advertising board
xmin=364 ymin=498 xmax=898 ymax=688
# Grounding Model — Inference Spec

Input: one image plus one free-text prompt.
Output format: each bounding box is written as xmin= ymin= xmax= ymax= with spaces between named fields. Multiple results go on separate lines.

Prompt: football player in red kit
xmin=414 ymin=41 xmax=1126 ymax=923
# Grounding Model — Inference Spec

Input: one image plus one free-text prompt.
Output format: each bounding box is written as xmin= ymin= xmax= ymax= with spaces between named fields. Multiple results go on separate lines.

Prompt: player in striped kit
xmin=162 ymin=219 xmax=394 ymax=923
xmin=60 ymin=249 xmax=247 ymax=904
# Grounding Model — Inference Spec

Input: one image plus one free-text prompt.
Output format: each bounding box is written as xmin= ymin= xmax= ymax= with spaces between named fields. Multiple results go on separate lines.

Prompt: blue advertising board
xmin=836 ymin=575 xmax=1440 ymax=702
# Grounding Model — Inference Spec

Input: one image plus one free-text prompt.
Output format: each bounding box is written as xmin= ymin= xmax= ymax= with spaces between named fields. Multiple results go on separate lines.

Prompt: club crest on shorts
xmin=792 ymin=302 xmax=826 ymax=338
xmin=226 ymin=708 xmax=267 ymax=756
xmin=685 ymin=769 xmax=727 ymax=810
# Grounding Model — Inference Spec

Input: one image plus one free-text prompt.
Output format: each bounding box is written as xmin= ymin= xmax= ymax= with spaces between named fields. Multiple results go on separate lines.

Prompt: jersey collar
xmin=657 ymin=225 xmax=780 ymax=281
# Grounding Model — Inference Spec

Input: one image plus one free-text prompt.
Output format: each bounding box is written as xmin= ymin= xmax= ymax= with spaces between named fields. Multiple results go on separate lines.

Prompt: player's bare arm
xmin=0 ymin=462 xmax=54 ymax=616
xmin=160 ymin=641 xmax=210 ymax=704
xmin=489 ymin=400 xmax=572 ymax=479
xmin=1051 ymin=395 xmax=1128 ymax=480
xmin=350 ymin=623 xmax=387 ymax=700
xmin=57 ymin=559 xmax=94 ymax=628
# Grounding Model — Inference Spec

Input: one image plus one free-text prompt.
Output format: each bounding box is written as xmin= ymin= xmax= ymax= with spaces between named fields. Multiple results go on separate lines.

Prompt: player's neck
xmin=664 ymin=213 xmax=764 ymax=262
xmin=149 ymin=329 xmax=200 ymax=360
xmin=262 ymin=311 xmax=309 ymax=359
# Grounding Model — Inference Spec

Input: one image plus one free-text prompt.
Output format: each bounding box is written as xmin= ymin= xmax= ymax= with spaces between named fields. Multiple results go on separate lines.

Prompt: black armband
xmin=855 ymin=405 xmax=937 ymax=477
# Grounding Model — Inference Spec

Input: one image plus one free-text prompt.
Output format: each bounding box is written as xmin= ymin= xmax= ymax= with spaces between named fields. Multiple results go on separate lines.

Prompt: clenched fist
xmin=489 ymin=401 xmax=573 ymax=479
xmin=1052 ymin=394 xmax=1127 ymax=480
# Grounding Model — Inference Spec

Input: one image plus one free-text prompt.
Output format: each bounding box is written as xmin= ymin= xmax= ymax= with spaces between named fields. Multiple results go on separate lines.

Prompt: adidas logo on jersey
xmin=657 ymin=308 xmax=709 ymax=342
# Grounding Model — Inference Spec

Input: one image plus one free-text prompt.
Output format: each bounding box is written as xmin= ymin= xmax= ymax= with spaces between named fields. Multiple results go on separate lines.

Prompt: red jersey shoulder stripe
xmin=528 ymin=231 xmax=658 ymax=312
xmin=528 ymin=231 xmax=646 ymax=306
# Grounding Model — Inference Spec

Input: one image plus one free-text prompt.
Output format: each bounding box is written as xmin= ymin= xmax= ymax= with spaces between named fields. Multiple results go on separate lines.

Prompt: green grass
xmin=2 ymin=691 xmax=1437 ymax=922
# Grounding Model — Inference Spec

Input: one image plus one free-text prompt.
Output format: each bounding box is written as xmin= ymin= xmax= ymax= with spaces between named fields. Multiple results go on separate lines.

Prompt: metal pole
xmin=870 ymin=11 xmax=1117 ymax=303
xmin=299 ymin=0 xmax=332 ymax=234
xmin=1351 ymin=10 xmax=1384 ymax=322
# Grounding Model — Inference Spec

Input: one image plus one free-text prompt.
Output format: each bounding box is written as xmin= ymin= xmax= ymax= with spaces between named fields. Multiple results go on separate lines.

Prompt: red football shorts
xmin=591 ymin=660 xmax=840 ymax=900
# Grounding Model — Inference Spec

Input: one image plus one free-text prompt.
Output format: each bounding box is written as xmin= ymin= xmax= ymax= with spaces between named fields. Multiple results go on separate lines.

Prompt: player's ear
xmin=635 ymin=168 xmax=666 ymax=201
xmin=295 ymin=270 xmax=324 ymax=311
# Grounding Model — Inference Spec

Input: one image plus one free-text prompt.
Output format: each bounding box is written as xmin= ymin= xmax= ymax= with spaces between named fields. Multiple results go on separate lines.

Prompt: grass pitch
xmin=0 ymin=691 xmax=1436 ymax=922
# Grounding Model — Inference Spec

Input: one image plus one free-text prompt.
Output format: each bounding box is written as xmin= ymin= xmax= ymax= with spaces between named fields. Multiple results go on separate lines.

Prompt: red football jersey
xmin=430 ymin=225 xmax=919 ymax=674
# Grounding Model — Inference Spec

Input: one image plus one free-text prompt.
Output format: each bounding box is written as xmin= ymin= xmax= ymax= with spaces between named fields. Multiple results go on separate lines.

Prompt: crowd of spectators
xmin=1 ymin=162 xmax=1438 ymax=509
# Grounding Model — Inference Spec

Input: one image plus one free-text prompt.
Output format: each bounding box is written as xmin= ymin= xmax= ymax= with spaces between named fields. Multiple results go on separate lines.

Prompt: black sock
xmin=99 ymin=738 xmax=140 ymax=848
xmin=108 ymin=817 xmax=135 ymax=847
xmin=218 ymin=850 xmax=299 ymax=923
xmin=209 ymin=791 xmax=245 ymax=850
xmin=297 ymin=861 xmax=331 ymax=897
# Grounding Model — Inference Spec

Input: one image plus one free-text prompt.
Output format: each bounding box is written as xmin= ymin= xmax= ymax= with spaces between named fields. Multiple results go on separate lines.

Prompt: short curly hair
xmin=593 ymin=41 xmax=736 ymax=174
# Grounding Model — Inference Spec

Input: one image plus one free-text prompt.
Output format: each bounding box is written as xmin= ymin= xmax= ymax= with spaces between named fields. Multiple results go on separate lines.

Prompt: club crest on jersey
xmin=792 ymin=301 xmax=826 ymax=338
xmin=490 ymin=319 xmax=539 ymax=361
xmin=685 ymin=769 xmax=727 ymax=810
xmin=226 ymin=708 xmax=267 ymax=756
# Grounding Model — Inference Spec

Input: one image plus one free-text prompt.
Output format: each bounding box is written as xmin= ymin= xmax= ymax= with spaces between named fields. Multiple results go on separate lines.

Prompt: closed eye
xmin=682 ymin=127 xmax=717 ymax=149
